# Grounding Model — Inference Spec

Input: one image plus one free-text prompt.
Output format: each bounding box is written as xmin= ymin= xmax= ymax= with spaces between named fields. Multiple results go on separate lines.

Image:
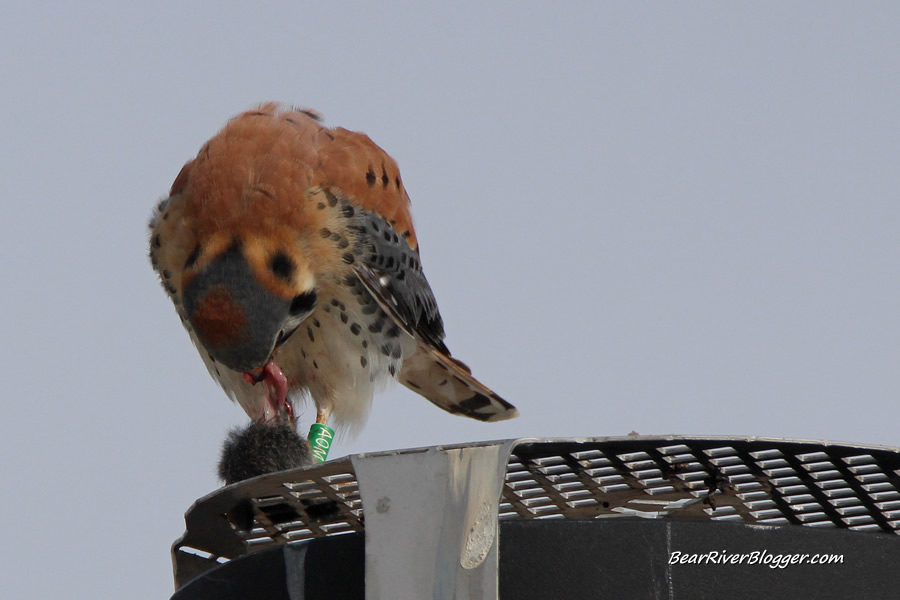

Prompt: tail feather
xmin=400 ymin=342 xmax=518 ymax=422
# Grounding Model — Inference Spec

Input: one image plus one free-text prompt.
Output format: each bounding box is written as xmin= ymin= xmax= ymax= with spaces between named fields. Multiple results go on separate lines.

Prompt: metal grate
xmin=173 ymin=456 xmax=363 ymax=584
xmin=500 ymin=438 xmax=900 ymax=531
xmin=172 ymin=436 xmax=900 ymax=587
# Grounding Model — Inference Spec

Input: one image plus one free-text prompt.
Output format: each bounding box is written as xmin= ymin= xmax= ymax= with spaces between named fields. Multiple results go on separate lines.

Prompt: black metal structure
xmin=171 ymin=436 xmax=900 ymax=599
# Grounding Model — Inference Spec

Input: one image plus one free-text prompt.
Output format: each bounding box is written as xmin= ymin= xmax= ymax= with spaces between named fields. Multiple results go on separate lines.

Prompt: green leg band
xmin=308 ymin=423 xmax=335 ymax=463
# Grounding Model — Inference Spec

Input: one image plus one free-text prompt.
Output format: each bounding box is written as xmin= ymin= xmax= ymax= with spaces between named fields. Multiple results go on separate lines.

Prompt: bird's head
xmin=181 ymin=237 xmax=317 ymax=374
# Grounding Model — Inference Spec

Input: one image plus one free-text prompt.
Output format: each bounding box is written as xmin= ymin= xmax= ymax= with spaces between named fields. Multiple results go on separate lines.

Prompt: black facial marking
xmin=360 ymin=356 xmax=368 ymax=368
xmin=342 ymin=204 xmax=355 ymax=218
xmin=307 ymin=327 xmax=315 ymax=342
xmin=153 ymin=234 xmax=161 ymax=248
xmin=340 ymin=312 xmax=349 ymax=324
xmin=386 ymin=324 xmax=401 ymax=338
xmin=184 ymin=244 xmax=201 ymax=269
xmin=388 ymin=364 xmax=396 ymax=376
xmin=350 ymin=323 xmax=361 ymax=335
xmin=406 ymin=380 xmax=421 ymax=390
xmin=368 ymin=319 xmax=384 ymax=334
xmin=342 ymin=253 xmax=355 ymax=264
xmin=269 ymin=252 xmax=295 ymax=282
xmin=290 ymin=290 xmax=318 ymax=316
xmin=326 ymin=191 xmax=338 ymax=207
xmin=317 ymin=202 xmax=326 ymax=210
xmin=320 ymin=228 xmax=331 ymax=238
xmin=365 ymin=168 xmax=376 ymax=186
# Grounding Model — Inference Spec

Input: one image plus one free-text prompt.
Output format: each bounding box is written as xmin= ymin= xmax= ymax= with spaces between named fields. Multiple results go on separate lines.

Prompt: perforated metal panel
xmin=501 ymin=438 xmax=900 ymax=530
xmin=172 ymin=436 xmax=900 ymax=589
xmin=172 ymin=457 xmax=364 ymax=586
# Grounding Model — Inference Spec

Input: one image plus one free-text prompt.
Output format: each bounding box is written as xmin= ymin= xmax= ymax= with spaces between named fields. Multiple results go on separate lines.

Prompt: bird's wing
xmin=312 ymin=121 xmax=419 ymax=249
xmin=350 ymin=207 xmax=518 ymax=422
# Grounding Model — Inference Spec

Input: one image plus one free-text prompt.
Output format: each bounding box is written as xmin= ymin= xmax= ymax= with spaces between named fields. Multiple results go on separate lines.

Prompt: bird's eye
xmin=269 ymin=252 xmax=296 ymax=282
xmin=289 ymin=290 xmax=317 ymax=316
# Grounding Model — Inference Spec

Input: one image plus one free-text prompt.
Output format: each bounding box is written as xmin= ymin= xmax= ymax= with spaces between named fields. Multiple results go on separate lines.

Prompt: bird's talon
xmin=284 ymin=400 xmax=295 ymax=421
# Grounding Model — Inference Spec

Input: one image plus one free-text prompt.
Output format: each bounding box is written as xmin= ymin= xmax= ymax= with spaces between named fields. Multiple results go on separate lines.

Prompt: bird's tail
xmin=399 ymin=342 xmax=518 ymax=422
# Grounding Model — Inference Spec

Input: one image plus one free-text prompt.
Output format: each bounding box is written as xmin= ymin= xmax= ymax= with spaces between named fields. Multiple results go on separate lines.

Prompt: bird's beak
xmin=244 ymin=365 xmax=267 ymax=384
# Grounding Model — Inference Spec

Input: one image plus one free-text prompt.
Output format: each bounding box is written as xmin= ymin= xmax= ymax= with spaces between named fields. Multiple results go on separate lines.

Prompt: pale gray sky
xmin=2 ymin=2 xmax=899 ymax=598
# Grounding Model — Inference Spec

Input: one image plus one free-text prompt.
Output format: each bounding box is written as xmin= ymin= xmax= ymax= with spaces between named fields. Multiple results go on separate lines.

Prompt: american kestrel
xmin=149 ymin=103 xmax=517 ymax=432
